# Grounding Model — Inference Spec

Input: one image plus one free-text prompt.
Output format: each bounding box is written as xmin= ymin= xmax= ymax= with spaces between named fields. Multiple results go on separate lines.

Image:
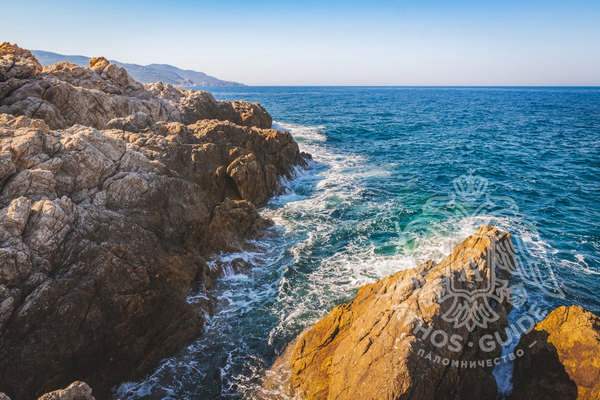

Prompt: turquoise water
xmin=118 ymin=87 xmax=600 ymax=399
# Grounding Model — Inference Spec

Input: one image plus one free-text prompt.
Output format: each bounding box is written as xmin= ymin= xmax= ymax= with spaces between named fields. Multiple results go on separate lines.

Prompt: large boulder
xmin=510 ymin=305 xmax=600 ymax=400
xmin=262 ymin=225 xmax=516 ymax=400
xmin=221 ymin=100 xmax=272 ymax=129
xmin=188 ymin=119 xmax=303 ymax=206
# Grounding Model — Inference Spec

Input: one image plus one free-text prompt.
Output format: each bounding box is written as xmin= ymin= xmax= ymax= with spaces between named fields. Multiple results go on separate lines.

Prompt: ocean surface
xmin=117 ymin=87 xmax=600 ymax=399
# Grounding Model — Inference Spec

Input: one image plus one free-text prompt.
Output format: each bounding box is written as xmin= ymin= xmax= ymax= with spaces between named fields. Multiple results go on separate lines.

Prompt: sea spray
xmin=117 ymin=86 xmax=599 ymax=399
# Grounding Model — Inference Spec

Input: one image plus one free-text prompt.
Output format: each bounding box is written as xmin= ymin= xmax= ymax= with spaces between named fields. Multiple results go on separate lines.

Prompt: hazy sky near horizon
xmin=2 ymin=0 xmax=600 ymax=85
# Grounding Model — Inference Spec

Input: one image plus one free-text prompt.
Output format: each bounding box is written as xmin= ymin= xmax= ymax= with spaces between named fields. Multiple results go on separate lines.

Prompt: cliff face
xmin=510 ymin=305 xmax=600 ymax=400
xmin=263 ymin=226 xmax=515 ymax=400
xmin=0 ymin=43 xmax=307 ymax=399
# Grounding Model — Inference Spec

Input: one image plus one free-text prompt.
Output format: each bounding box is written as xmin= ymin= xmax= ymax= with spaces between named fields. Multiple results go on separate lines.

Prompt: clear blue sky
xmin=2 ymin=0 xmax=600 ymax=85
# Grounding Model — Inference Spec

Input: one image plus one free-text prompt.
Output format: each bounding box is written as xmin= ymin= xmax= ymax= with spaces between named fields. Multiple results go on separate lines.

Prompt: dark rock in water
xmin=510 ymin=305 xmax=600 ymax=400
xmin=1 ymin=381 xmax=95 ymax=400
xmin=37 ymin=381 xmax=95 ymax=400
xmin=262 ymin=225 xmax=515 ymax=400
xmin=207 ymin=198 xmax=271 ymax=252
xmin=0 ymin=43 xmax=308 ymax=400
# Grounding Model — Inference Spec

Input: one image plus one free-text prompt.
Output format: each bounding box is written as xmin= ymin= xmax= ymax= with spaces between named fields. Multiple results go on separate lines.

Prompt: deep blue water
xmin=118 ymin=87 xmax=600 ymax=399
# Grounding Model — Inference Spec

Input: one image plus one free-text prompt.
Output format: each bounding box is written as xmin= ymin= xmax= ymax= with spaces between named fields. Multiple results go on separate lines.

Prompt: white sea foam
xmin=273 ymin=121 xmax=327 ymax=142
xmin=561 ymin=253 xmax=600 ymax=275
xmin=117 ymin=120 xmax=565 ymax=399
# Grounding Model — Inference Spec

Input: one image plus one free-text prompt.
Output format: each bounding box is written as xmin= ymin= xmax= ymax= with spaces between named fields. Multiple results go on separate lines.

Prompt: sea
xmin=116 ymin=86 xmax=600 ymax=399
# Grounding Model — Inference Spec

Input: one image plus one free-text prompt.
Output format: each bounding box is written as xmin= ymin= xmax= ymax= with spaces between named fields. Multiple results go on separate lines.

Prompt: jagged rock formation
xmin=0 ymin=43 xmax=270 ymax=130
xmin=0 ymin=43 xmax=42 ymax=80
xmin=262 ymin=226 xmax=515 ymax=400
xmin=510 ymin=305 xmax=600 ymax=400
xmin=0 ymin=44 xmax=307 ymax=399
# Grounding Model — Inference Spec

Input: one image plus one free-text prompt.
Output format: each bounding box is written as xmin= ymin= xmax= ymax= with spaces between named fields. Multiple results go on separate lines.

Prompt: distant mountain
xmin=32 ymin=50 xmax=244 ymax=87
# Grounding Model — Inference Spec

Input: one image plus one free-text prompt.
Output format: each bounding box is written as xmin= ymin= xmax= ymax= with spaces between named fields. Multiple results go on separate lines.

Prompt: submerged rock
xmin=510 ymin=305 xmax=600 ymax=400
xmin=0 ymin=44 xmax=307 ymax=400
xmin=36 ymin=381 xmax=95 ymax=400
xmin=262 ymin=225 xmax=516 ymax=400
xmin=0 ymin=381 xmax=95 ymax=400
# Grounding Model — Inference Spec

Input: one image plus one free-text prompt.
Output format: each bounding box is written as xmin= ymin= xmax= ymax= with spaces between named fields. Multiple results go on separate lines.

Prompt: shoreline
xmin=0 ymin=43 xmax=309 ymax=399
xmin=1 ymin=44 xmax=599 ymax=400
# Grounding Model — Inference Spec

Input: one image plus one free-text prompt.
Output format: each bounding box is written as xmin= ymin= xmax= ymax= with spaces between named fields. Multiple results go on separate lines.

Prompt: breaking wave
xmin=116 ymin=116 xmax=580 ymax=399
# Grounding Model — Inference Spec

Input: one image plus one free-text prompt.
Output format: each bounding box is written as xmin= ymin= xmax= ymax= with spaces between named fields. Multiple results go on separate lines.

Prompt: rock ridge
xmin=0 ymin=42 xmax=271 ymax=130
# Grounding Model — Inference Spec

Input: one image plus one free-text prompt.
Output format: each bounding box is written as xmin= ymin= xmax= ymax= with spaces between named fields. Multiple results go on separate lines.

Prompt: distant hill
xmin=32 ymin=50 xmax=244 ymax=87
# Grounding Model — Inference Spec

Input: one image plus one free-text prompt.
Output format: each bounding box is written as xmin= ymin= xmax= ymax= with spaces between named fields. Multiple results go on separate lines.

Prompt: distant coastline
xmin=199 ymin=84 xmax=600 ymax=88
xmin=32 ymin=49 xmax=244 ymax=88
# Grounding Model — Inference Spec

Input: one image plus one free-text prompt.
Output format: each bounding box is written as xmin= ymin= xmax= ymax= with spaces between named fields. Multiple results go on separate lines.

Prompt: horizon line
xmin=201 ymin=84 xmax=600 ymax=88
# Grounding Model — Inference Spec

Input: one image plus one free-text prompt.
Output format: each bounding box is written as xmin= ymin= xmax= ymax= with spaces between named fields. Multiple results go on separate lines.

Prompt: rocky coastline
xmin=0 ymin=43 xmax=307 ymax=399
xmin=1 ymin=43 xmax=598 ymax=400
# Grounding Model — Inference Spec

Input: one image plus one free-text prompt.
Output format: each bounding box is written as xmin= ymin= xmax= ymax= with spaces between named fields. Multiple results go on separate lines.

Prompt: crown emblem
xmin=452 ymin=173 xmax=488 ymax=200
